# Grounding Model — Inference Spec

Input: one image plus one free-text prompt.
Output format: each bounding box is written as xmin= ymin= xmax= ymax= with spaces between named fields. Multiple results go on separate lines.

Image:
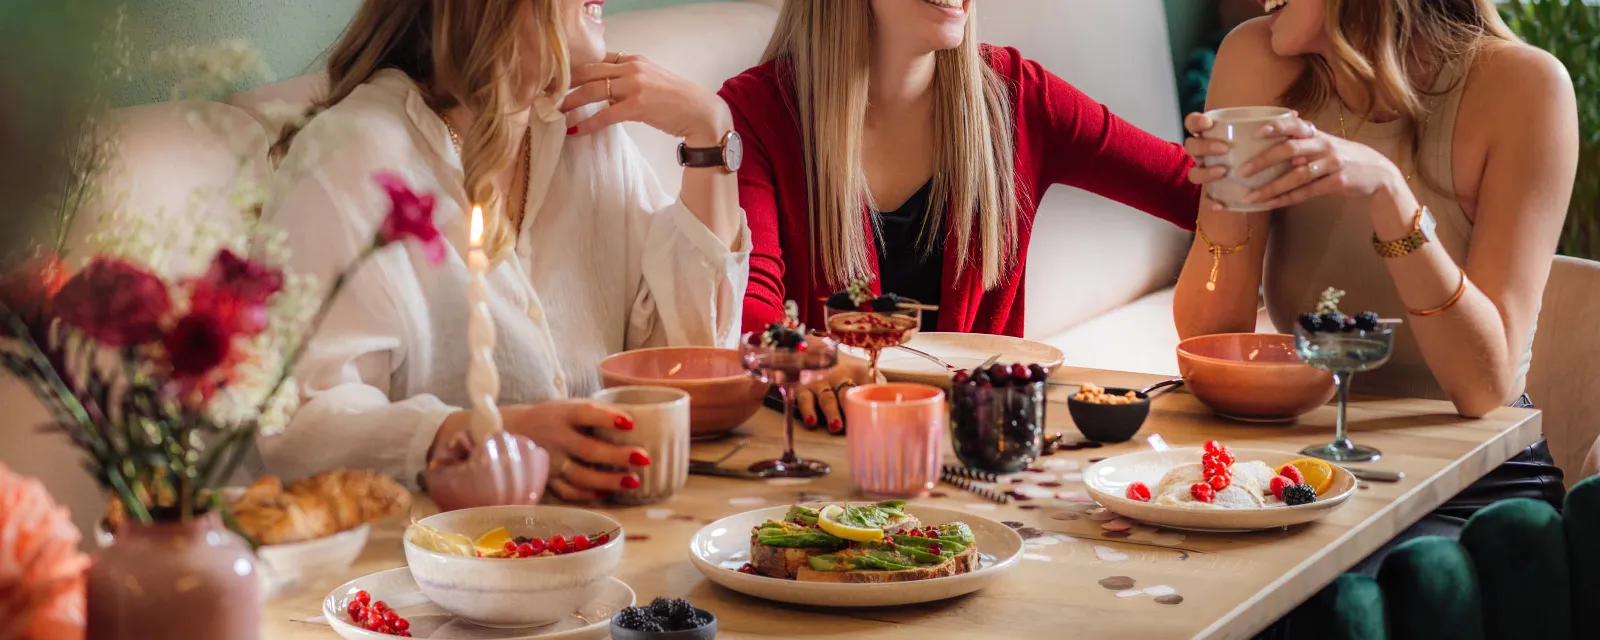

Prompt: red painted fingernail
xmin=629 ymin=451 xmax=652 ymax=466
xmin=828 ymin=419 xmax=842 ymax=433
xmin=614 ymin=416 xmax=634 ymax=431
xmin=566 ymin=126 xmax=578 ymax=135
xmin=804 ymin=414 xmax=816 ymax=426
xmin=621 ymin=476 xmax=641 ymax=490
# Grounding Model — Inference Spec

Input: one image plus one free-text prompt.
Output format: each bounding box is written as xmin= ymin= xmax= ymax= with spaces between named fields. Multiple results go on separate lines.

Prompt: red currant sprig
xmin=346 ymin=591 xmax=411 ymax=636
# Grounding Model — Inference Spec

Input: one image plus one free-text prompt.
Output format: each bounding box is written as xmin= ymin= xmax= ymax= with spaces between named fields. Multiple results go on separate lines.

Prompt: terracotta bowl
xmin=1175 ymin=333 xmax=1336 ymax=422
xmin=598 ymin=347 xmax=769 ymax=439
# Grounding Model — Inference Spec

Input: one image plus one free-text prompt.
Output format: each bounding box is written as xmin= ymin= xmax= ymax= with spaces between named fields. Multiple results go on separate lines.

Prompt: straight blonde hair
xmin=1284 ymin=0 xmax=1516 ymax=194
xmin=274 ymin=0 xmax=570 ymax=260
xmin=763 ymin=0 xmax=1020 ymax=290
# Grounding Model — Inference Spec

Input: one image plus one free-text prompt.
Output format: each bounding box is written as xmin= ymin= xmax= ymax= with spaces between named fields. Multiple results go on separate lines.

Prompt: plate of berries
xmin=1083 ymin=441 xmax=1356 ymax=532
xmin=321 ymin=569 xmax=634 ymax=639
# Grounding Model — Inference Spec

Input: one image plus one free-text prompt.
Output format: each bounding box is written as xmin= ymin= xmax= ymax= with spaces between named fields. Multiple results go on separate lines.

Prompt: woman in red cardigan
xmin=719 ymin=0 xmax=1202 ymax=431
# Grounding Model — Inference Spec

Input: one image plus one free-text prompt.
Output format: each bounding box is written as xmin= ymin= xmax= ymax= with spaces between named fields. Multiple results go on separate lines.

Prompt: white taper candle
xmin=466 ymin=205 xmax=504 ymax=440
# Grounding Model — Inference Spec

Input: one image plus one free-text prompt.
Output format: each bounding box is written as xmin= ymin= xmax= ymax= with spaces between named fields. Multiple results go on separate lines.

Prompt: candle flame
xmin=470 ymin=205 xmax=484 ymax=246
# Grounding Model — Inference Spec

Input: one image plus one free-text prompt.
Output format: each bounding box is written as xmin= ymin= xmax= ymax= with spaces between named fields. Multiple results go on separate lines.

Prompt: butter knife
xmin=1347 ymin=468 xmax=1404 ymax=483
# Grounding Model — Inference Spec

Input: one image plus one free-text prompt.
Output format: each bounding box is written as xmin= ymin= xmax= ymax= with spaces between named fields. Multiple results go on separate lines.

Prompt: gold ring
xmin=605 ymin=77 xmax=614 ymax=103
xmin=556 ymin=458 xmax=572 ymax=477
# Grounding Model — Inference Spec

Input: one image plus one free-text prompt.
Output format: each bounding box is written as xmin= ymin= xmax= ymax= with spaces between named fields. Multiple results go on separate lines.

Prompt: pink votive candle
xmin=842 ymin=383 xmax=946 ymax=499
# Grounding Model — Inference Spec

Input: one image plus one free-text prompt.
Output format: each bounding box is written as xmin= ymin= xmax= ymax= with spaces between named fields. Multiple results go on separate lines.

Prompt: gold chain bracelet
xmin=1197 ymin=222 xmax=1252 ymax=292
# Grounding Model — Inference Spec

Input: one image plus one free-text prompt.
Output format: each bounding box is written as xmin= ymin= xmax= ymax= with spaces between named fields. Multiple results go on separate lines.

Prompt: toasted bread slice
xmin=749 ymin=535 xmax=815 ymax=579
xmin=794 ymin=545 xmax=977 ymax=583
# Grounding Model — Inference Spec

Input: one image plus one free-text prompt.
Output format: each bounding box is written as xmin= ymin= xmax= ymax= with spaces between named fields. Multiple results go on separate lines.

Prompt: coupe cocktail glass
xmin=1292 ymin=324 xmax=1395 ymax=462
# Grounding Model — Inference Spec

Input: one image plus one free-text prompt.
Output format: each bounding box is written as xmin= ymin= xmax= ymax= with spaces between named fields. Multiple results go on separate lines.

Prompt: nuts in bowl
xmin=1072 ymin=383 xmax=1144 ymax=405
xmin=1066 ymin=383 xmax=1152 ymax=443
xmin=403 ymin=505 xmax=624 ymax=628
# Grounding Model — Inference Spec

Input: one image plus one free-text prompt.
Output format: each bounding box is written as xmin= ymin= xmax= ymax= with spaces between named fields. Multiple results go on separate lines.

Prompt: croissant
xmin=105 ymin=470 xmax=411 ymax=546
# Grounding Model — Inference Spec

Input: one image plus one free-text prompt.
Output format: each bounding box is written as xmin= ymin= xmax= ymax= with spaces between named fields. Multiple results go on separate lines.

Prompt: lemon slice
xmin=474 ymin=526 xmax=514 ymax=557
xmin=817 ymin=505 xmax=885 ymax=543
xmin=407 ymin=523 xmax=476 ymax=557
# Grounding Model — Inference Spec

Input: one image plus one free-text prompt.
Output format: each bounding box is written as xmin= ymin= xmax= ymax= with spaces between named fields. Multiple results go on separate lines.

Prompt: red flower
xmin=53 ymin=258 xmax=170 ymax=347
xmin=163 ymin=311 xmax=233 ymax=378
xmin=374 ymin=171 xmax=445 ymax=264
xmin=188 ymin=249 xmax=282 ymax=336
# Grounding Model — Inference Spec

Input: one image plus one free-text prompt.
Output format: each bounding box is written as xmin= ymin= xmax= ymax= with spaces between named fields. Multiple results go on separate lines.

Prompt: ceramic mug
xmin=592 ymin=385 xmax=691 ymax=505
xmin=1201 ymin=106 xmax=1296 ymax=212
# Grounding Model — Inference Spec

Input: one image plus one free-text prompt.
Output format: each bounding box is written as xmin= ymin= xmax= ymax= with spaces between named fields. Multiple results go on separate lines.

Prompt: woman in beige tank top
xmin=1171 ymin=0 xmax=1577 ymax=580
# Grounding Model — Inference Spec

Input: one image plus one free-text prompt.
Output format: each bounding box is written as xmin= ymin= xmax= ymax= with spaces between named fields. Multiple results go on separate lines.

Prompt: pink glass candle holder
xmin=842 ymin=383 xmax=946 ymax=499
xmin=423 ymin=431 xmax=550 ymax=512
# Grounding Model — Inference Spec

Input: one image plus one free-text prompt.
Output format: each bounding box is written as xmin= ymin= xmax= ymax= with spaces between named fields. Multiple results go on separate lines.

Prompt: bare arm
xmin=1372 ymin=47 xmax=1576 ymax=416
xmin=1173 ymin=19 xmax=1300 ymax=338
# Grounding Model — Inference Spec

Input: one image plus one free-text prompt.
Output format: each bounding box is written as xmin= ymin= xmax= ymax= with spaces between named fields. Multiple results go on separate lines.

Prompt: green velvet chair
xmin=1281 ymin=475 xmax=1600 ymax=639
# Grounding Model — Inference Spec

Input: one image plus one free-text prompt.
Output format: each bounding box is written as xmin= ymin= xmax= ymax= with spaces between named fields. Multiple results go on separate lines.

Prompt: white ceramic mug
xmin=592 ymin=385 xmax=690 ymax=505
xmin=1201 ymin=106 xmax=1296 ymax=212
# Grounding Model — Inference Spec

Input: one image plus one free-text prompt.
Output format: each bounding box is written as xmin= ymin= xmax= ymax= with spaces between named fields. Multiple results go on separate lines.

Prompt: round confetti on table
xmin=1093 ymin=546 xmax=1130 ymax=562
xmin=1129 ymin=525 xmax=1159 ymax=535
xmin=1057 ymin=490 xmax=1092 ymax=502
xmin=1050 ymin=512 xmax=1081 ymax=521
xmin=1155 ymin=595 xmax=1185 ymax=605
xmin=1018 ymin=527 xmax=1045 ymax=539
xmin=1036 ymin=481 xmax=1063 ymax=488
xmin=626 ymin=533 xmax=652 ymax=541
xmin=1142 ymin=585 xmax=1177 ymax=597
xmin=1149 ymin=534 xmax=1187 ymax=547
xmin=728 ymin=496 xmax=767 ymax=507
xmin=1019 ymin=504 xmax=1043 ymax=510
xmin=1026 ymin=536 xmax=1061 ymax=546
xmin=1103 ymin=531 xmax=1132 ymax=539
xmin=1044 ymin=459 xmax=1081 ymax=471
xmin=1002 ymin=521 xmax=1025 ymax=529
xmin=1359 ymin=482 xmax=1371 ymax=490
xmin=671 ymin=514 xmax=697 ymax=521
xmin=1115 ymin=589 xmax=1143 ymax=598
xmin=1060 ymin=472 xmax=1085 ymax=483
xmin=1089 ymin=457 xmax=1107 ymax=464
xmin=929 ymin=491 xmax=949 ymax=498
xmin=1098 ymin=576 xmax=1136 ymax=590
xmin=1021 ymin=553 xmax=1053 ymax=562
xmin=645 ymin=508 xmax=675 ymax=520
xmin=1027 ymin=465 xmax=1047 ymax=473
xmin=1088 ymin=510 xmax=1119 ymax=522
xmin=1013 ymin=484 xmax=1058 ymax=500
xmin=1100 ymin=519 xmax=1134 ymax=532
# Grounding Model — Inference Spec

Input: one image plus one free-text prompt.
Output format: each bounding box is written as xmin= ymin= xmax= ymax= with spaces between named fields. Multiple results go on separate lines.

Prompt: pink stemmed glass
xmin=423 ymin=431 xmax=550 ymax=512
xmin=740 ymin=332 xmax=839 ymax=477
xmin=826 ymin=299 xmax=920 ymax=383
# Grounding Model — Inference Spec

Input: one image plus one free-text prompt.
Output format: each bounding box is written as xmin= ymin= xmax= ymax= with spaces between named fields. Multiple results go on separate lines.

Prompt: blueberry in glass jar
xmin=948 ymin=363 xmax=1045 ymax=473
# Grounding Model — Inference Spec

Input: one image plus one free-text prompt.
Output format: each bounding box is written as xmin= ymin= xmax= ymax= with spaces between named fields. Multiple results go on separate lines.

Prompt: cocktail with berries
xmin=825 ymin=279 xmax=923 ymax=381
xmin=741 ymin=302 xmax=839 ymax=477
xmin=1293 ymin=287 xmax=1397 ymax=463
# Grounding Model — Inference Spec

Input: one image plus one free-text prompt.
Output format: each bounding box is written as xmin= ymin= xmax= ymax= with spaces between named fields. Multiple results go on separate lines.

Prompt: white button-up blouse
xmin=259 ymin=69 xmax=750 ymax=486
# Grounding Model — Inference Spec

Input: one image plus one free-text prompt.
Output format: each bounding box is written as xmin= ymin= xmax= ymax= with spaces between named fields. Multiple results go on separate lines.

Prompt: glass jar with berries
xmin=948 ymin=362 xmax=1048 ymax=473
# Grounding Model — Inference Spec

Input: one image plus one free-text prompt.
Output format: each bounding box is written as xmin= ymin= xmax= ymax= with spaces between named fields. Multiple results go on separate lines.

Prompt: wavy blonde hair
xmin=1284 ymin=0 xmax=1515 ymax=192
xmin=274 ymin=0 xmax=570 ymax=259
xmin=763 ymin=0 xmax=1019 ymax=290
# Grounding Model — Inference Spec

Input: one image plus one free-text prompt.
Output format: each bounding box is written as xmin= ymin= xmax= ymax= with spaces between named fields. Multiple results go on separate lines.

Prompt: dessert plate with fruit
xmin=688 ymin=500 xmax=1023 ymax=607
xmin=321 ymin=569 xmax=633 ymax=639
xmin=854 ymin=332 xmax=1064 ymax=388
xmin=1084 ymin=441 xmax=1356 ymax=532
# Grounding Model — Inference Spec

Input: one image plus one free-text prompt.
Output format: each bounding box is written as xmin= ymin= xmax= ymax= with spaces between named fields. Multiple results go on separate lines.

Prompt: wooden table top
xmin=264 ymin=367 xmax=1541 ymax=640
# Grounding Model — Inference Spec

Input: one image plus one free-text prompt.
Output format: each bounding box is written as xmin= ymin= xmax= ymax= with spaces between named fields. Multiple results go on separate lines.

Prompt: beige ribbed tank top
xmin=1263 ymin=60 xmax=1537 ymax=401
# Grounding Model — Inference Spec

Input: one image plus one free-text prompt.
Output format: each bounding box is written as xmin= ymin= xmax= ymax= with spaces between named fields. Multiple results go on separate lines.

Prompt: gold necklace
xmin=437 ymin=111 xmax=534 ymax=230
xmin=1335 ymin=102 xmax=1428 ymax=185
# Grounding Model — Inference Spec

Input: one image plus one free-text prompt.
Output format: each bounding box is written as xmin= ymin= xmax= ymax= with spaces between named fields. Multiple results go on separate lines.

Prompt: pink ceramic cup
xmin=842 ymin=383 xmax=946 ymax=499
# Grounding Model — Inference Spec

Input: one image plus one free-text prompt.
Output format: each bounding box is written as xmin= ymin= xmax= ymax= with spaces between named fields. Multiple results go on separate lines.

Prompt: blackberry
xmin=1320 ymin=312 xmax=1347 ymax=332
xmin=647 ymin=597 xmax=676 ymax=617
xmin=1282 ymin=483 xmax=1317 ymax=506
xmin=777 ymin=330 xmax=804 ymax=349
xmin=826 ymin=291 xmax=854 ymax=310
xmin=1341 ymin=315 xmax=1359 ymax=332
xmin=662 ymin=599 xmax=697 ymax=628
xmin=635 ymin=619 xmax=667 ymax=633
xmin=870 ymin=293 xmax=902 ymax=312
xmin=1354 ymin=311 xmax=1380 ymax=332
xmin=1298 ymin=313 xmax=1322 ymax=333
xmin=615 ymin=606 xmax=657 ymax=631
xmin=686 ymin=612 xmax=713 ymax=629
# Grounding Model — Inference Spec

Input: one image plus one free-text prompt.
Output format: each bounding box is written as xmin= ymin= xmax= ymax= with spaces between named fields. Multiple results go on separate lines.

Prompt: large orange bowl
xmin=597 ymin=347 xmax=769 ymax=439
xmin=1175 ymin=333 xmax=1336 ymax=422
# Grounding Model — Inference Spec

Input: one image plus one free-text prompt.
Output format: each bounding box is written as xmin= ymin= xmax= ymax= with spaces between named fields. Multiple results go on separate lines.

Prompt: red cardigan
xmin=719 ymin=45 xmax=1201 ymax=337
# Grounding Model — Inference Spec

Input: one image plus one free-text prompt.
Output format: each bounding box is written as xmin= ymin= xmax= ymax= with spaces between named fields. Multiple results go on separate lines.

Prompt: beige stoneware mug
xmin=592 ymin=385 xmax=690 ymax=505
xmin=1201 ymin=106 xmax=1296 ymax=212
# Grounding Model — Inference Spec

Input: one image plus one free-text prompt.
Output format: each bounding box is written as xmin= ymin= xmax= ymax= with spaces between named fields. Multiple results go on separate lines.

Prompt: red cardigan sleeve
xmin=719 ymin=69 xmax=789 ymax=334
xmin=993 ymin=46 xmax=1200 ymax=230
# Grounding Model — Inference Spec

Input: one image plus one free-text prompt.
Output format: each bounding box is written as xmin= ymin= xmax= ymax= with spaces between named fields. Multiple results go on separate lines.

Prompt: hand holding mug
xmin=1229 ymin=115 xmax=1407 ymax=209
xmin=1182 ymin=107 xmax=1298 ymax=212
xmin=432 ymin=400 xmax=652 ymax=503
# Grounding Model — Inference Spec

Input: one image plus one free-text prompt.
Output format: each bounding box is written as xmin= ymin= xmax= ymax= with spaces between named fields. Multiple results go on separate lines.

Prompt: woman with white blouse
xmin=261 ymin=0 xmax=749 ymax=502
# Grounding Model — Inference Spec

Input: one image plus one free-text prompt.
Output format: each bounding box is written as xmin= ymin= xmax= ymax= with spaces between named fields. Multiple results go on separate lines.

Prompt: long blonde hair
xmin=274 ymin=0 xmax=570 ymax=259
xmin=763 ymin=0 xmax=1019 ymax=290
xmin=1284 ymin=0 xmax=1515 ymax=191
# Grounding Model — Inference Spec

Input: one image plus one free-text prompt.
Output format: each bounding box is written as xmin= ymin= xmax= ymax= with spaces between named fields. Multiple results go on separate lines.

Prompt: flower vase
xmin=86 ymin=512 xmax=259 ymax=640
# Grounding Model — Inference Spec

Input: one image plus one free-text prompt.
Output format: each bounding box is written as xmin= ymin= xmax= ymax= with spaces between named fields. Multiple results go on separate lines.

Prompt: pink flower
xmin=374 ymin=171 xmax=445 ymax=264
xmin=0 ymin=464 xmax=88 ymax=640
xmin=163 ymin=311 xmax=234 ymax=378
xmin=52 ymin=258 xmax=171 ymax=347
xmin=188 ymin=249 xmax=282 ymax=336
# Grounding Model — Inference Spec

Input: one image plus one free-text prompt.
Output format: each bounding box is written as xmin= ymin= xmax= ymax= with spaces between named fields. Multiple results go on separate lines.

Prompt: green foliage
xmin=1502 ymin=0 xmax=1600 ymax=260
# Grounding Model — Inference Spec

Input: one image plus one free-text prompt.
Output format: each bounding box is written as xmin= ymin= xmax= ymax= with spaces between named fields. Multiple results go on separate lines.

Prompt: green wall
xmin=115 ymin=0 xmax=1208 ymax=107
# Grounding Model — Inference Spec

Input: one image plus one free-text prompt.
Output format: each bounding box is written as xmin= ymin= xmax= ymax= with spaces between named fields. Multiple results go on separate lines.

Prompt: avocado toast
xmin=745 ymin=501 xmax=979 ymax=584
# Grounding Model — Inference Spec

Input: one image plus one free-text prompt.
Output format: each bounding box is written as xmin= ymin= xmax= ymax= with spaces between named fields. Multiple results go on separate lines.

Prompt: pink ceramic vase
xmin=86 ymin=511 xmax=259 ymax=640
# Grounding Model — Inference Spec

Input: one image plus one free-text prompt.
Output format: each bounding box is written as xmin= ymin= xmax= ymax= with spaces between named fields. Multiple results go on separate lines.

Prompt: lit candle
xmin=466 ymin=205 xmax=503 ymax=439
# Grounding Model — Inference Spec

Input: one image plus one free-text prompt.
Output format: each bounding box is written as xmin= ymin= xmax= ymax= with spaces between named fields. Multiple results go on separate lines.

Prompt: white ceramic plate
xmin=1084 ymin=448 xmax=1356 ymax=532
xmin=688 ymin=504 xmax=1023 ymax=607
xmin=845 ymin=332 xmax=1065 ymax=387
xmin=320 ymin=568 xmax=633 ymax=640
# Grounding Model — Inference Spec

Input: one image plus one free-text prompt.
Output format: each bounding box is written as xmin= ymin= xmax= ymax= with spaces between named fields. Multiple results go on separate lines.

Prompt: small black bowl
xmin=1067 ymin=388 xmax=1151 ymax=443
xmin=610 ymin=608 xmax=718 ymax=640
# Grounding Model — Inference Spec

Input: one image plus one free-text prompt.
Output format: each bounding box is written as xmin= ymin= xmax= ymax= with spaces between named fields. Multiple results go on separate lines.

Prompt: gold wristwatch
xmin=1372 ymin=206 xmax=1436 ymax=259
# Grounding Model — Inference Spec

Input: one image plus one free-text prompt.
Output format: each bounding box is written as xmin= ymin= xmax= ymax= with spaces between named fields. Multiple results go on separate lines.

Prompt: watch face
xmin=1419 ymin=206 xmax=1437 ymax=241
xmin=723 ymin=131 xmax=743 ymax=172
